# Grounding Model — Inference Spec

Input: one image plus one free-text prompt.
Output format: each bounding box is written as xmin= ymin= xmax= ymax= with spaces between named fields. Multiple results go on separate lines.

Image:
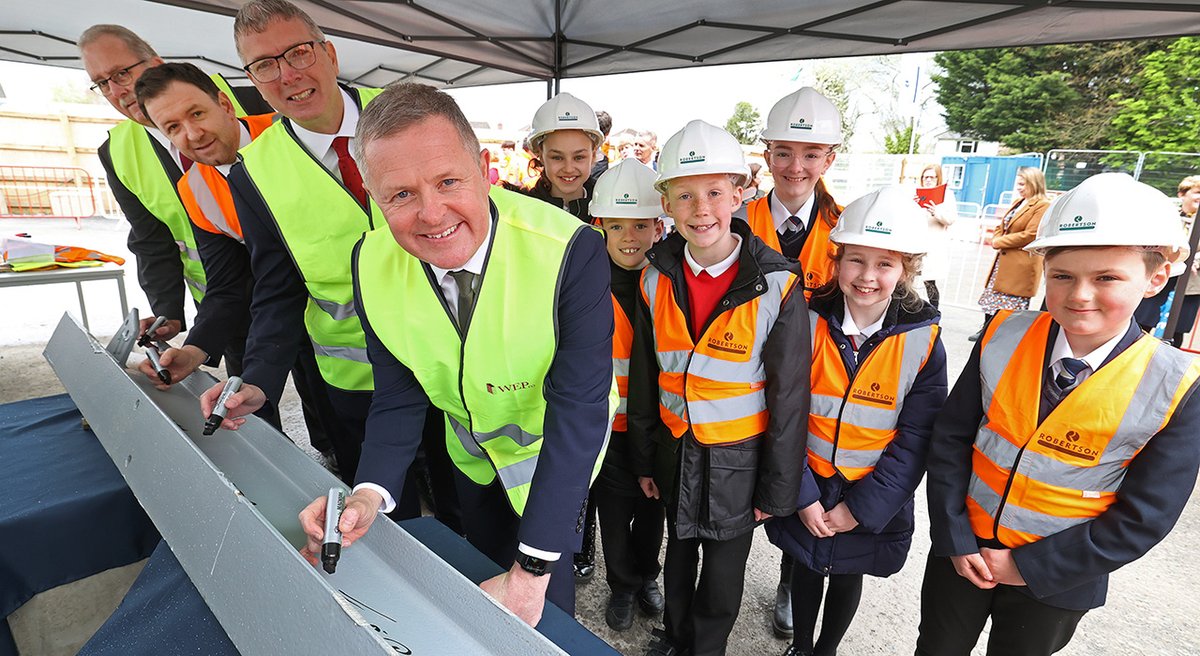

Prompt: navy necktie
xmin=778 ymin=215 xmax=807 ymax=258
xmin=1053 ymin=357 xmax=1089 ymax=394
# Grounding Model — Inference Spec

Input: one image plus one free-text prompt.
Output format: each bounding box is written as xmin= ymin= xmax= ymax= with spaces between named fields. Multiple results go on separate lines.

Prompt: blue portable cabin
xmin=940 ymin=155 xmax=1042 ymax=208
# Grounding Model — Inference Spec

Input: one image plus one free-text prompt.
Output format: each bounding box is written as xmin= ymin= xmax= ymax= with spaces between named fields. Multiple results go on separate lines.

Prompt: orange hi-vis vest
xmin=967 ymin=310 xmax=1200 ymax=548
xmin=640 ymin=263 xmax=800 ymax=446
xmin=739 ymin=193 xmax=840 ymax=298
xmin=807 ymin=311 xmax=938 ymax=481
xmin=612 ymin=295 xmax=633 ymax=432
xmin=177 ymin=114 xmax=275 ymax=241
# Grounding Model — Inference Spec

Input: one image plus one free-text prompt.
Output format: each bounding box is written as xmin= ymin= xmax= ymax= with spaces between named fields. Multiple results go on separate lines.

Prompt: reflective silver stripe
xmin=807 ymin=310 xmax=819 ymax=353
xmin=685 ymin=392 xmax=766 ymax=425
xmin=312 ymin=297 xmax=358 ymax=321
xmin=837 ymin=325 xmax=934 ymax=431
xmin=980 ymin=311 xmax=1040 ymax=410
xmin=658 ymin=349 xmax=690 ymax=373
xmin=473 ymin=423 xmax=542 ymax=448
xmin=809 ymin=393 xmax=842 ymax=419
xmin=660 ymin=389 xmax=688 ymax=420
xmin=615 ymin=397 xmax=627 ymax=415
xmin=969 ymin=475 xmax=1088 ymax=537
xmin=311 ymin=343 xmax=370 ymax=364
xmin=185 ymin=166 xmax=242 ymax=242
xmin=685 ymin=352 xmax=765 ymax=384
xmin=807 ymin=432 xmax=834 ymax=461
xmin=175 ymin=240 xmax=202 ymax=262
xmin=185 ymin=277 xmax=207 ymax=294
xmin=496 ymin=454 xmax=539 ymax=491
xmin=449 ymin=417 xmax=487 ymax=459
xmin=834 ymin=401 xmax=903 ymax=431
xmin=613 ymin=357 xmax=630 ymax=378
xmin=825 ymin=443 xmax=885 ymax=469
xmin=642 ymin=266 xmax=661 ymax=307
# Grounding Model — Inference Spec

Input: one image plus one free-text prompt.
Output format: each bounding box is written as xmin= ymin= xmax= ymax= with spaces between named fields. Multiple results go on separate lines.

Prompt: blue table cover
xmin=0 ymin=394 xmax=160 ymax=656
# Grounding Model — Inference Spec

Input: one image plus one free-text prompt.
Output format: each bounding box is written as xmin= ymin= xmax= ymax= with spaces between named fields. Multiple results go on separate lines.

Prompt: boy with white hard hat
xmin=766 ymin=186 xmax=948 ymax=656
xmin=515 ymin=92 xmax=605 ymax=223
xmin=627 ymin=119 xmax=809 ymax=656
xmin=739 ymin=85 xmax=846 ymax=639
xmin=735 ymin=87 xmax=845 ymax=302
xmin=918 ymin=172 xmax=1200 ymax=655
xmin=589 ymin=159 xmax=668 ymax=631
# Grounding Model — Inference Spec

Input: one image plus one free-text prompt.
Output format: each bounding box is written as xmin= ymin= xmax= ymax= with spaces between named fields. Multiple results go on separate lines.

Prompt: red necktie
xmin=331 ymin=136 xmax=368 ymax=209
xmin=179 ymin=153 xmax=193 ymax=172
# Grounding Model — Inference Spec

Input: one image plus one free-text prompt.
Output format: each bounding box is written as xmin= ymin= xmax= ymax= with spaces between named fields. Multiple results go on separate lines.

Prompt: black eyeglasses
xmin=89 ymin=60 xmax=149 ymax=95
xmin=243 ymin=41 xmax=325 ymax=83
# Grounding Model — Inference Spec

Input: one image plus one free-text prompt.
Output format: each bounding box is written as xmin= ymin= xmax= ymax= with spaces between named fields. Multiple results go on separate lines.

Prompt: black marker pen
xmin=322 ymin=488 xmax=346 ymax=574
xmin=138 ymin=316 xmax=168 ymax=346
xmin=203 ymin=376 xmax=243 ymax=436
xmin=144 ymin=346 xmax=172 ymax=385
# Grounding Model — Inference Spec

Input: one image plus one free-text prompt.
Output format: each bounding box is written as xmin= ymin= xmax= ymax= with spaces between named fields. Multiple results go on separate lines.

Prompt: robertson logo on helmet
xmin=1060 ymin=215 xmax=1097 ymax=232
xmin=864 ymin=220 xmax=892 ymax=235
xmin=679 ymin=150 xmax=707 ymax=165
xmin=557 ymin=111 xmax=578 ymax=122
xmin=789 ymin=118 xmax=814 ymax=131
xmin=615 ymin=192 xmax=637 ymax=205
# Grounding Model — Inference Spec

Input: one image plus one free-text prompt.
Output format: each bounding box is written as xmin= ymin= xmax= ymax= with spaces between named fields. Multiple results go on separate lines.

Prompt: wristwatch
xmin=515 ymin=552 xmax=554 ymax=577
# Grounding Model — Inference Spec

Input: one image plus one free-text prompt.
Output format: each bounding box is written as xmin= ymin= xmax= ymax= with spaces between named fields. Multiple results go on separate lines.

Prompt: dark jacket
xmin=766 ymin=287 xmax=947 ymax=577
xmin=927 ymin=317 xmax=1200 ymax=610
xmin=627 ymin=221 xmax=810 ymax=541
xmin=511 ymin=175 xmax=596 ymax=224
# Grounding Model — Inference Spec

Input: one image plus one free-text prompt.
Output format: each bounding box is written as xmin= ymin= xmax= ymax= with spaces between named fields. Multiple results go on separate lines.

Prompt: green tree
xmin=883 ymin=123 xmax=920 ymax=154
xmin=932 ymin=41 xmax=1166 ymax=153
xmin=724 ymin=101 xmax=761 ymax=145
xmin=813 ymin=66 xmax=861 ymax=147
xmin=1109 ymin=37 xmax=1200 ymax=153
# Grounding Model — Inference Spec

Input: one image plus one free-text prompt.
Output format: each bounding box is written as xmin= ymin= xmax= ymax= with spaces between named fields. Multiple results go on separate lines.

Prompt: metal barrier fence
xmin=1044 ymin=149 xmax=1200 ymax=195
xmin=0 ymin=166 xmax=109 ymax=223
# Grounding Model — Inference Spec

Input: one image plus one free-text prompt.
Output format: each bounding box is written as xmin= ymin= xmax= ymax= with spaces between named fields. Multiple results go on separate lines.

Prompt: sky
xmin=0 ymin=51 xmax=945 ymax=153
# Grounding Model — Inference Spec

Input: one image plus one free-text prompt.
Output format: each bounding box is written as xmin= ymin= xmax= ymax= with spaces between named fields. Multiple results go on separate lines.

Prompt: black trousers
xmin=287 ymin=339 xmax=337 ymax=455
xmin=595 ymin=488 xmax=664 ymax=593
xmin=915 ymin=554 xmax=1087 ymax=656
xmin=451 ymin=470 xmax=576 ymax=617
xmin=662 ymin=523 xmax=755 ymax=656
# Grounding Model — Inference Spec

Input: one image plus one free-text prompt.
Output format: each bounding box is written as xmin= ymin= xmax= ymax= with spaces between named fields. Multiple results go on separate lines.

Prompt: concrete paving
xmin=3 ymin=217 xmax=1198 ymax=655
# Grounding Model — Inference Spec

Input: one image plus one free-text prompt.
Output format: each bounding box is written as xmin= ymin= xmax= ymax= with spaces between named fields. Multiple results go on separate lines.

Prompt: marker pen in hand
xmin=203 ymin=376 xmax=243 ymax=436
xmin=322 ymin=488 xmax=346 ymax=574
xmin=144 ymin=346 xmax=172 ymax=385
xmin=139 ymin=316 xmax=168 ymax=346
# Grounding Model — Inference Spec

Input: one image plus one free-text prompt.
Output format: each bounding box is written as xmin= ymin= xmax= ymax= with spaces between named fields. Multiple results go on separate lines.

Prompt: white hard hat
xmin=760 ymin=87 xmax=842 ymax=145
xmin=829 ymin=186 xmax=930 ymax=255
xmin=654 ymin=119 xmax=750 ymax=194
xmin=528 ymin=92 xmax=603 ymax=151
xmin=1025 ymin=172 xmax=1188 ymax=263
xmin=589 ymin=159 xmax=663 ymax=219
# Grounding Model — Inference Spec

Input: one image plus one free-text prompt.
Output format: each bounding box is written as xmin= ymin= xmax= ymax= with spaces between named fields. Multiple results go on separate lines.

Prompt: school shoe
xmin=637 ymin=579 xmax=665 ymax=615
xmin=643 ymin=628 xmax=682 ymax=656
xmin=573 ymin=553 xmax=596 ymax=582
xmin=606 ymin=592 xmax=636 ymax=631
xmin=773 ymin=580 xmax=794 ymax=638
xmin=967 ymin=329 xmax=983 ymax=342
xmin=781 ymin=645 xmax=813 ymax=656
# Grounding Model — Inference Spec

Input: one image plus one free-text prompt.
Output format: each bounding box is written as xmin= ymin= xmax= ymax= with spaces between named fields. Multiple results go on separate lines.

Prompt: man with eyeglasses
xmin=731 ymin=86 xmax=846 ymax=643
xmin=195 ymin=0 xmax=433 ymax=520
xmin=80 ymin=24 xmax=269 ymax=350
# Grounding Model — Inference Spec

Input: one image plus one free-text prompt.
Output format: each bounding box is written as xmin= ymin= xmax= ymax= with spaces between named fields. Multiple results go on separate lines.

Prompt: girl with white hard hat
xmin=512 ymin=92 xmax=604 ymax=223
xmin=766 ymin=186 xmax=947 ymax=656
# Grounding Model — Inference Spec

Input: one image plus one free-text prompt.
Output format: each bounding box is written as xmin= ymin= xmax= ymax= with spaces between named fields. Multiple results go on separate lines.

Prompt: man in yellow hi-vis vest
xmin=81 ymin=24 xmax=269 ymax=346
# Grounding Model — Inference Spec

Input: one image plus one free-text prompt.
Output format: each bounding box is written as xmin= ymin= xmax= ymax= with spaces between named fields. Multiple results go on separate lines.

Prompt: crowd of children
xmin=511 ymin=87 xmax=1200 ymax=656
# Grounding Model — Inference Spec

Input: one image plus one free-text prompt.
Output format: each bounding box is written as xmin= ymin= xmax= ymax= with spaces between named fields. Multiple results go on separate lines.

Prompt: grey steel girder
xmin=44 ymin=312 xmax=567 ymax=656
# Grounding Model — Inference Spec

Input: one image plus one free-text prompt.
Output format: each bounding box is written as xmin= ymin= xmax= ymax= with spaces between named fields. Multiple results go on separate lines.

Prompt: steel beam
xmin=44 ymin=313 xmax=565 ymax=656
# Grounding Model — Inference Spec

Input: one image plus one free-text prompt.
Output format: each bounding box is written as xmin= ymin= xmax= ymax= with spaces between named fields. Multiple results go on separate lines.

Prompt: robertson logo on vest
xmin=707 ymin=331 xmax=748 ymax=355
xmin=851 ymin=381 xmax=895 ymax=407
xmin=1036 ymin=430 xmax=1098 ymax=461
xmin=486 ymin=381 xmax=535 ymax=394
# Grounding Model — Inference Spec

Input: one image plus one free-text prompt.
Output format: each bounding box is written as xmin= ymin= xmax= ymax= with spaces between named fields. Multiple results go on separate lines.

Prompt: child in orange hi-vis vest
xmin=589 ymin=159 xmax=668 ymax=632
xmin=766 ymin=187 xmax=948 ymax=656
xmin=919 ymin=173 xmax=1200 ymax=656
xmin=628 ymin=120 xmax=809 ymax=656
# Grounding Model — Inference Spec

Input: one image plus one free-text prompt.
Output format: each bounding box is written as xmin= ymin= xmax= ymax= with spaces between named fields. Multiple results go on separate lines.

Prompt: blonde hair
xmin=817 ymin=243 xmax=927 ymax=313
xmin=1016 ymin=166 xmax=1048 ymax=203
xmin=1178 ymin=175 xmax=1200 ymax=196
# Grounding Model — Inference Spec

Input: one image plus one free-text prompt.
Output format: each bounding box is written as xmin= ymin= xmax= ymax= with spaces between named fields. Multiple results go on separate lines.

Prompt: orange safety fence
xmin=0 ymin=165 xmax=101 ymax=223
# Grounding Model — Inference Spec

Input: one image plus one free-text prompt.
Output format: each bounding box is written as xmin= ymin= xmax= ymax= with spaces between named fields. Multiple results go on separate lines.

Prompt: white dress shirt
xmin=290 ymin=88 xmax=359 ymax=181
xmin=769 ymin=190 xmax=817 ymax=234
xmin=144 ymin=125 xmax=188 ymax=173
xmin=215 ymin=123 xmax=252 ymax=177
xmin=1048 ymin=325 xmax=1125 ymax=387
xmin=683 ymin=233 xmax=743 ymax=277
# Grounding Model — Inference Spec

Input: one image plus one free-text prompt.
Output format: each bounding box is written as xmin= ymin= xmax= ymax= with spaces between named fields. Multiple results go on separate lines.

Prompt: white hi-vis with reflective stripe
xmin=806 ymin=310 xmax=937 ymax=480
xmin=641 ymin=263 xmax=799 ymax=445
xmin=968 ymin=310 xmax=1200 ymax=547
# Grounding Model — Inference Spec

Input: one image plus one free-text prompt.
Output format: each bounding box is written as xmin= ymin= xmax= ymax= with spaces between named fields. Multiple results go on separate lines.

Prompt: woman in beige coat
xmin=916 ymin=164 xmax=958 ymax=308
xmin=969 ymin=167 xmax=1050 ymax=341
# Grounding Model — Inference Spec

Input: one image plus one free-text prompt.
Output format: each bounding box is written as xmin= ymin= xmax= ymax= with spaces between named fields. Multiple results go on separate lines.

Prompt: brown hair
xmin=234 ymin=0 xmax=324 ymax=58
xmin=919 ymin=164 xmax=944 ymax=186
xmin=353 ymin=82 xmax=480 ymax=183
xmin=135 ymin=62 xmax=221 ymax=122
xmin=1043 ymin=245 xmax=1168 ymax=274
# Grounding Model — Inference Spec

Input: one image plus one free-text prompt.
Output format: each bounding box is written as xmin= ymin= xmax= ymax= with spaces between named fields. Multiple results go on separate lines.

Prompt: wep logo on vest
xmin=486 ymin=381 xmax=535 ymax=394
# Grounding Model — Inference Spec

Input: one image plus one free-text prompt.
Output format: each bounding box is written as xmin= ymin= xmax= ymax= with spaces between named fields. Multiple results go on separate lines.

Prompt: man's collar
xmin=428 ymin=203 xmax=497 ymax=282
xmin=214 ymin=123 xmax=252 ymax=176
xmin=289 ymin=87 xmax=358 ymax=160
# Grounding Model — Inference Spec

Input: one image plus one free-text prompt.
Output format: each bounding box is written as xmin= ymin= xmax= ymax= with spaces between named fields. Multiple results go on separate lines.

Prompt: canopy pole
xmin=1163 ymin=216 xmax=1200 ymax=340
xmin=551 ymin=0 xmax=563 ymax=97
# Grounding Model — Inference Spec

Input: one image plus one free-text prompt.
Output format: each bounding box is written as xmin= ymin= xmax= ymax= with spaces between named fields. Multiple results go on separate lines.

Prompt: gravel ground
xmin=3 ymin=216 xmax=1198 ymax=655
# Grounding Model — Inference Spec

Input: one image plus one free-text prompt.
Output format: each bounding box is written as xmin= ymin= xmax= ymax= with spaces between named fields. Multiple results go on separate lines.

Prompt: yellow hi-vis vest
xmin=968 ymin=310 xmax=1200 ymax=547
xmin=237 ymin=87 xmax=383 ymax=392
xmin=641 ymin=262 xmax=799 ymax=446
xmin=354 ymin=186 xmax=617 ymax=515
xmin=738 ymin=192 xmax=841 ymax=299
xmin=806 ymin=311 xmax=938 ymax=480
xmin=106 ymin=73 xmax=253 ymax=303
